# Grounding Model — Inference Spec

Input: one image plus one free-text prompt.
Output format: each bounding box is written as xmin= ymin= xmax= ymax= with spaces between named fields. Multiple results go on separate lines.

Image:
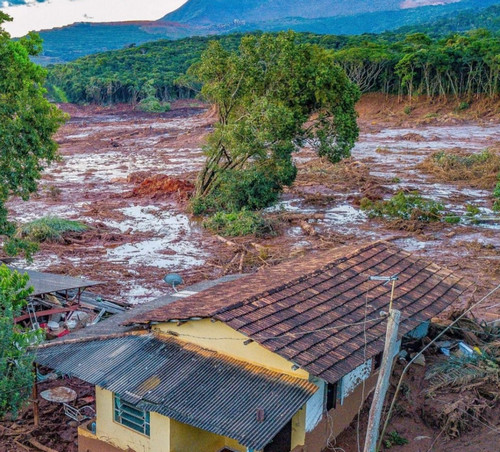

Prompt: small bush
xmin=465 ymin=204 xmax=481 ymax=217
xmin=360 ymin=191 xmax=444 ymax=222
xmin=444 ymin=214 xmax=461 ymax=224
xmin=403 ymin=105 xmax=414 ymax=115
xmin=457 ymin=101 xmax=470 ymax=111
xmin=384 ymin=431 xmax=408 ymax=448
xmin=137 ymin=97 xmax=171 ymax=113
xmin=192 ymin=166 xmax=293 ymax=215
xmin=18 ymin=217 xmax=88 ymax=243
xmin=493 ymin=175 xmax=500 ymax=212
xmin=203 ymin=210 xmax=276 ymax=237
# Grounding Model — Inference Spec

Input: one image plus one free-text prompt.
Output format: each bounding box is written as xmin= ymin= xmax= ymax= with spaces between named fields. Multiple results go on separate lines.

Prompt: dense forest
xmin=46 ymin=6 xmax=500 ymax=105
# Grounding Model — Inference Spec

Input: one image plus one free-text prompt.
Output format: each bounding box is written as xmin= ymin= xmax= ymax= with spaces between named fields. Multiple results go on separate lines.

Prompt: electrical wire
xmin=165 ymin=315 xmax=386 ymax=342
xmin=377 ymin=282 xmax=500 ymax=452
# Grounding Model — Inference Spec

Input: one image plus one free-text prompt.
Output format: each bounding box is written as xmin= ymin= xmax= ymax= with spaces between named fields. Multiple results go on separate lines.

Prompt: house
xmin=34 ymin=241 xmax=468 ymax=452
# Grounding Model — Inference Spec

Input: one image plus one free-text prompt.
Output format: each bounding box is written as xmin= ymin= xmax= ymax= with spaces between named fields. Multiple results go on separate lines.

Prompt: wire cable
xmin=377 ymin=282 xmax=500 ymax=451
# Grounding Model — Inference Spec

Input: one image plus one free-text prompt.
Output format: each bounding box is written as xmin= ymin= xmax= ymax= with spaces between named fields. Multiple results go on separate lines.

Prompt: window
xmin=114 ymin=395 xmax=150 ymax=436
xmin=374 ymin=352 xmax=383 ymax=370
xmin=326 ymin=382 xmax=338 ymax=411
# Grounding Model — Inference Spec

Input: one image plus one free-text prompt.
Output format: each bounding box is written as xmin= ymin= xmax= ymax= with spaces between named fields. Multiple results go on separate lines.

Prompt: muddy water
xmin=6 ymin=104 xmax=499 ymax=303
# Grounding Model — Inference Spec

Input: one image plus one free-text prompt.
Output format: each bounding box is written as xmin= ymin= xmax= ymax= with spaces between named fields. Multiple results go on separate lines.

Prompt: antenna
xmin=369 ymin=273 xmax=399 ymax=310
xmin=163 ymin=273 xmax=183 ymax=292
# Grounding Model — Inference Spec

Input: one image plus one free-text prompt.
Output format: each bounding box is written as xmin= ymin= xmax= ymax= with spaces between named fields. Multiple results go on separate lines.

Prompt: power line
xmin=377 ymin=282 xmax=500 ymax=451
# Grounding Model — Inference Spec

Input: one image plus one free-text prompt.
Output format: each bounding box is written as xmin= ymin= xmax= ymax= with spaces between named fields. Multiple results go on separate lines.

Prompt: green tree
xmin=0 ymin=13 xmax=67 ymax=256
xmin=190 ymin=32 xmax=360 ymax=213
xmin=0 ymin=264 xmax=42 ymax=418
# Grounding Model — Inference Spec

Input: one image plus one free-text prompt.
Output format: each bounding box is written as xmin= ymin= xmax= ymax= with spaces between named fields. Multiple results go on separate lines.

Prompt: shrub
xmin=203 ymin=210 xmax=276 ymax=237
xmin=137 ymin=97 xmax=171 ymax=113
xmin=360 ymin=191 xmax=444 ymax=222
xmin=493 ymin=174 xmax=500 ymax=212
xmin=18 ymin=217 xmax=88 ymax=243
xmin=192 ymin=166 xmax=293 ymax=215
xmin=384 ymin=431 xmax=408 ymax=448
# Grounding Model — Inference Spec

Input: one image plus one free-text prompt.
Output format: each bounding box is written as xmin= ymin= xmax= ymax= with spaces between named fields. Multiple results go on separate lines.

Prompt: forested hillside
xmin=34 ymin=0 xmax=499 ymax=63
xmin=47 ymin=22 xmax=500 ymax=105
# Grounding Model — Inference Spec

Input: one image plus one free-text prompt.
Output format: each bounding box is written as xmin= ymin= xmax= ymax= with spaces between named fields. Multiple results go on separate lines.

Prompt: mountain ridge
xmin=33 ymin=0 xmax=500 ymax=64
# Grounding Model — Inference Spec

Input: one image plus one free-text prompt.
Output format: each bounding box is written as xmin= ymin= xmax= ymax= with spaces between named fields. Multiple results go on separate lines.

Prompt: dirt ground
xmin=2 ymin=93 xmax=500 ymax=451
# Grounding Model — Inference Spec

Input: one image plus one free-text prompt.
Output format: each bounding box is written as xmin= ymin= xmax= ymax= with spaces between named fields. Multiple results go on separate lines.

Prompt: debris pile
xmin=131 ymin=174 xmax=194 ymax=200
xmin=423 ymin=318 xmax=500 ymax=438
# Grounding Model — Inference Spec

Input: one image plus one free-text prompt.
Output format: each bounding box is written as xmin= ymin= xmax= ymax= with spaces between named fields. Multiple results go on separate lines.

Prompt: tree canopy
xmin=0 ymin=13 xmax=67 ymax=256
xmin=0 ymin=264 xmax=42 ymax=418
xmin=190 ymin=32 xmax=360 ymax=214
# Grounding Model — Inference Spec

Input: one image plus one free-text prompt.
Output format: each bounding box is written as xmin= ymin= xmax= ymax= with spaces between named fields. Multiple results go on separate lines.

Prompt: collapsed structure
xmin=35 ymin=241 xmax=468 ymax=452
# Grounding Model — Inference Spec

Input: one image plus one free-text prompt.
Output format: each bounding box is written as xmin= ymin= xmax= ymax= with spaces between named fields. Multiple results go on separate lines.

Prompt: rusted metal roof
xmin=125 ymin=241 xmax=469 ymax=383
xmin=7 ymin=266 xmax=102 ymax=296
xmin=34 ymin=334 xmax=316 ymax=450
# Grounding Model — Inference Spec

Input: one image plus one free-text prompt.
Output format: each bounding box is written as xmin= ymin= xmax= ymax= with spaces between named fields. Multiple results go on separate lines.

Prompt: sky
xmin=0 ymin=0 xmax=188 ymax=37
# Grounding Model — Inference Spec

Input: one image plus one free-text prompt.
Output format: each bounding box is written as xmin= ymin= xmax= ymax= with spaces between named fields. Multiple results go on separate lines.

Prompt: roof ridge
xmin=33 ymin=330 xmax=148 ymax=350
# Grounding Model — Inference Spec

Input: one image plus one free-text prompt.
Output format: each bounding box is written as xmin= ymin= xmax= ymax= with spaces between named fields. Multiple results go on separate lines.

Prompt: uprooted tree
xmin=0 ymin=264 xmax=42 ymax=419
xmin=0 ymin=13 xmax=67 ymax=257
xmin=190 ymin=31 xmax=360 ymax=214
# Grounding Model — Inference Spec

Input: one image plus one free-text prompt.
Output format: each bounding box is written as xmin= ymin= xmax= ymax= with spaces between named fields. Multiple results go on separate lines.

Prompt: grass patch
xmin=417 ymin=149 xmax=500 ymax=189
xmin=360 ymin=191 xmax=444 ymax=222
xmin=203 ymin=210 xmax=276 ymax=237
xmin=18 ymin=217 xmax=88 ymax=243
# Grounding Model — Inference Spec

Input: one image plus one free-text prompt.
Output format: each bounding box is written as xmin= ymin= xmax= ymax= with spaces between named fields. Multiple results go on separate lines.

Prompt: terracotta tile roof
xmin=126 ymin=241 xmax=469 ymax=383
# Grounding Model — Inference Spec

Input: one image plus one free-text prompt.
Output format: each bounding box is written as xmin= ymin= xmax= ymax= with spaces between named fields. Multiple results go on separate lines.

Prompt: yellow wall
xmin=95 ymin=387 xmax=171 ymax=452
xmin=95 ymin=387 xmax=249 ymax=452
xmin=170 ymin=419 xmax=224 ymax=452
xmin=153 ymin=319 xmax=309 ymax=379
xmin=291 ymin=405 xmax=306 ymax=449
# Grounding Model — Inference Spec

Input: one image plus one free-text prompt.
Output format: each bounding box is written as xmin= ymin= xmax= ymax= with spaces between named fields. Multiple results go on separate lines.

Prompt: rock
xmin=414 ymin=436 xmax=431 ymax=441
xmin=412 ymin=353 xmax=426 ymax=366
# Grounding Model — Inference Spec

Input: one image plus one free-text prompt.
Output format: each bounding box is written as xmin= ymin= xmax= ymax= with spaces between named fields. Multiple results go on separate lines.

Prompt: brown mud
xmin=2 ymin=94 xmax=500 ymax=451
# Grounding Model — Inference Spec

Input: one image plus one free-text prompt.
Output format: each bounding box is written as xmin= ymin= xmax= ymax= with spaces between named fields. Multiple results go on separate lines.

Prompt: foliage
xmin=35 ymin=2 xmax=500 ymax=63
xmin=203 ymin=210 xmax=276 ymax=237
xmin=383 ymin=431 xmax=409 ymax=449
xmin=493 ymin=174 xmax=500 ymax=212
xmin=137 ymin=97 xmax=171 ymax=113
xmin=191 ymin=32 xmax=359 ymax=213
xmin=360 ymin=191 xmax=445 ymax=222
xmin=418 ymin=149 xmax=500 ymax=189
xmin=17 ymin=217 xmax=88 ymax=243
xmin=45 ymin=14 xmax=500 ymax=105
xmin=0 ymin=265 xmax=43 ymax=418
xmin=0 ymin=13 xmax=67 ymax=257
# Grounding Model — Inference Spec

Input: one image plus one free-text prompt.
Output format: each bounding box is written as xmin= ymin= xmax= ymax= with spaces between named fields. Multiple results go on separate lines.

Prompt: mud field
xmin=6 ymin=96 xmax=500 ymax=308
xmin=3 ymin=96 xmax=500 ymax=451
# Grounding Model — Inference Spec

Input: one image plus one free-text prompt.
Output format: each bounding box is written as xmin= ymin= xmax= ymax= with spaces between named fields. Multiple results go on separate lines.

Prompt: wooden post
xmin=32 ymin=365 xmax=39 ymax=427
xmin=363 ymin=309 xmax=401 ymax=452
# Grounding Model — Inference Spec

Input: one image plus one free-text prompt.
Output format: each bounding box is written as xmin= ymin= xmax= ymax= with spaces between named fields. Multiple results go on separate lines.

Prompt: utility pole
xmin=363 ymin=275 xmax=400 ymax=452
xmin=32 ymin=364 xmax=39 ymax=427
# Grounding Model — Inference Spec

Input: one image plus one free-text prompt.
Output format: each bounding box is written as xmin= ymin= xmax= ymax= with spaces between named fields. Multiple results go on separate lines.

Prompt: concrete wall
xmin=300 ymin=372 xmax=379 ymax=452
xmin=153 ymin=319 xmax=309 ymax=379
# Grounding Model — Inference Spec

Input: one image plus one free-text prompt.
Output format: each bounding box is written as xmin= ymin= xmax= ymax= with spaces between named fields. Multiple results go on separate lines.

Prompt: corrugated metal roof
xmin=124 ymin=241 xmax=469 ymax=383
xmin=35 ymin=334 xmax=316 ymax=450
xmin=7 ymin=266 xmax=102 ymax=296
